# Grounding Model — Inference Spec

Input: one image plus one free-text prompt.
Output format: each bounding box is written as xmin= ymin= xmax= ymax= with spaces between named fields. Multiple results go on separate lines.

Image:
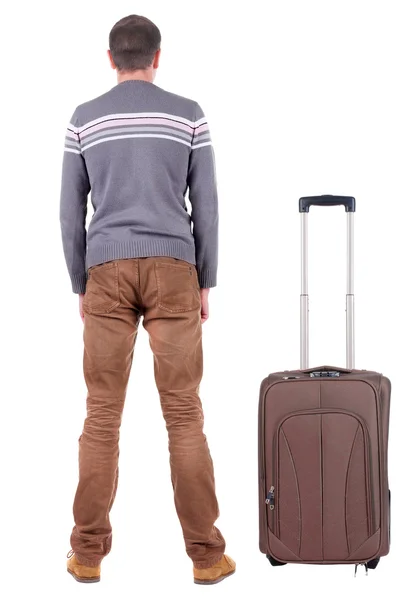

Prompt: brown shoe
xmin=193 ymin=554 xmax=236 ymax=585
xmin=66 ymin=550 xmax=101 ymax=583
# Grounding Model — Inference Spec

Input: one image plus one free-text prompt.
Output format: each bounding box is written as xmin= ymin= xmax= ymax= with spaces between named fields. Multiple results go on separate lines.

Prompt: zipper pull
xmin=265 ymin=486 xmax=275 ymax=510
xmin=354 ymin=563 xmax=368 ymax=577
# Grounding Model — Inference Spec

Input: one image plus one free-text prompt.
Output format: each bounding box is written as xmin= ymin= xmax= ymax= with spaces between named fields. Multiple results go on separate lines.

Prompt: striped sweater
xmin=60 ymin=79 xmax=218 ymax=294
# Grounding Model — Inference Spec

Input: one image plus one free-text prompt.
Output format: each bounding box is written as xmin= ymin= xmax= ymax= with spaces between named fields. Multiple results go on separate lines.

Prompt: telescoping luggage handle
xmin=299 ymin=195 xmax=356 ymax=371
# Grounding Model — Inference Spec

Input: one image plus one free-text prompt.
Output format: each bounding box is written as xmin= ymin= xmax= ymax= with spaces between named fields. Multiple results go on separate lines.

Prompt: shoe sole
xmin=194 ymin=568 xmax=235 ymax=585
xmin=67 ymin=568 xmax=100 ymax=583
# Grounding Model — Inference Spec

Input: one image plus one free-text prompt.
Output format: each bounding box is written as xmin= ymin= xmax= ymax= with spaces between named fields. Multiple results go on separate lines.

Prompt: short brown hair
xmin=109 ymin=15 xmax=161 ymax=72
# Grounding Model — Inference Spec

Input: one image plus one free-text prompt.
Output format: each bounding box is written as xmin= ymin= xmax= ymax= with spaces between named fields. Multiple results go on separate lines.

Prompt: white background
xmin=1 ymin=1 xmax=410 ymax=598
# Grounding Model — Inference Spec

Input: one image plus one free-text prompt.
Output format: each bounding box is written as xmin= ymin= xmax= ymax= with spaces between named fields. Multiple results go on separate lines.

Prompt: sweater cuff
xmin=197 ymin=268 xmax=217 ymax=289
xmin=71 ymin=272 xmax=87 ymax=294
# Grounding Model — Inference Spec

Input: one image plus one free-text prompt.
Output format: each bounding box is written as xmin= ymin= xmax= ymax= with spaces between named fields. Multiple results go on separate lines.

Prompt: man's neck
xmin=117 ymin=70 xmax=153 ymax=84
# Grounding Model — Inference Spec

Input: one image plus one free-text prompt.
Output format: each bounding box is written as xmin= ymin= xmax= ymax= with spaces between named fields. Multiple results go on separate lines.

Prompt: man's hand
xmin=200 ymin=288 xmax=210 ymax=324
xmin=79 ymin=293 xmax=85 ymax=323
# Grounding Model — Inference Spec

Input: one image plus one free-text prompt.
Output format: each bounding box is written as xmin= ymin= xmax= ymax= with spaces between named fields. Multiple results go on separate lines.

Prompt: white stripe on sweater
xmin=194 ymin=117 xmax=208 ymax=127
xmin=75 ymin=112 xmax=203 ymax=134
xmin=191 ymin=141 xmax=213 ymax=150
xmin=64 ymin=147 xmax=81 ymax=154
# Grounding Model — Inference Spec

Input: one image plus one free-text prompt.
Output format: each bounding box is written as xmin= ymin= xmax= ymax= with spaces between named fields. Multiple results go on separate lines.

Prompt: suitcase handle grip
xmin=299 ymin=195 xmax=356 ymax=213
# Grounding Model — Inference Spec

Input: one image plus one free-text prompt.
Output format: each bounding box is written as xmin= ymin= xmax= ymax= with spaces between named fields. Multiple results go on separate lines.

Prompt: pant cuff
xmin=74 ymin=553 xmax=102 ymax=568
xmin=193 ymin=553 xmax=224 ymax=570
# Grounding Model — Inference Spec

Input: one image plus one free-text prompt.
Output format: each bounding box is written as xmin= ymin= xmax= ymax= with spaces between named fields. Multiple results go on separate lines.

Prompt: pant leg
xmin=140 ymin=257 xmax=225 ymax=568
xmin=70 ymin=260 xmax=139 ymax=567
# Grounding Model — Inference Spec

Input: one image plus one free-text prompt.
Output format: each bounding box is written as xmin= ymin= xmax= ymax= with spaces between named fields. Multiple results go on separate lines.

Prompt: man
xmin=60 ymin=14 xmax=235 ymax=586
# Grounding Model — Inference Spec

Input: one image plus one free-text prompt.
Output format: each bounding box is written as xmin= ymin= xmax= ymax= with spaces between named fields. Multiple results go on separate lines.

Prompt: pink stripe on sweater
xmin=193 ymin=123 xmax=209 ymax=135
xmin=66 ymin=129 xmax=78 ymax=140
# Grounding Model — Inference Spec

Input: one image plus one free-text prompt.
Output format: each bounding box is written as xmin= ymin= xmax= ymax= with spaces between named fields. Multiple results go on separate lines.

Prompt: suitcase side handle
xmin=299 ymin=195 xmax=356 ymax=213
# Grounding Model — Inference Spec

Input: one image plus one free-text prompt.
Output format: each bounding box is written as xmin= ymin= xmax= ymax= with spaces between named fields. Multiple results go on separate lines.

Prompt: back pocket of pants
xmin=155 ymin=260 xmax=200 ymax=313
xmin=83 ymin=261 xmax=121 ymax=315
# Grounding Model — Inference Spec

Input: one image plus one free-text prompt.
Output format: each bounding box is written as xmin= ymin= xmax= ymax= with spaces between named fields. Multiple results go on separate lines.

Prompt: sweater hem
xmin=86 ymin=238 xmax=196 ymax=271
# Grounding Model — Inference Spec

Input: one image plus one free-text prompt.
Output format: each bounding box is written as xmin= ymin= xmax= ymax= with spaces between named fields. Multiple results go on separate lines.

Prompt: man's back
xmin=62 ymin=15 xmax=233 ymax=585
xmin=61 ymin=79 xmax=218 ymax=294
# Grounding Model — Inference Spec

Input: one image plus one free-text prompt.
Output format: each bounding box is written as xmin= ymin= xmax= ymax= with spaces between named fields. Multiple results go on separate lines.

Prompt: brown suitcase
xmin=258 ymin=196 xmax=391 ymax=574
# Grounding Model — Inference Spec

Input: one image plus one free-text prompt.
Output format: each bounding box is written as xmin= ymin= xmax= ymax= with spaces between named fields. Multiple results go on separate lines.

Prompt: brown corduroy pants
xmin=70 ymin=257 xmax=225 ymax=568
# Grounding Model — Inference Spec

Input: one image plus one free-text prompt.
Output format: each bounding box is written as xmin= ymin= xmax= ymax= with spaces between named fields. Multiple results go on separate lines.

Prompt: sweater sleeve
xmin=187 ymin=103 xmax=219 ymax=288
xmin=59 ymin=108 xmax=90 ymax=294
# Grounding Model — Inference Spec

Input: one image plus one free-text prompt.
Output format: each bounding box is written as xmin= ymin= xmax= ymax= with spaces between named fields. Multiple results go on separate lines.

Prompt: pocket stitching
xmin=154 ymin=263 xmax=199 ymax=313
xmin=155 ymin=261 xmax=193 ymax=272
xmin=83 ymin=263 xmax=120 ymax=314
xmin=88 ymin=261 xmax=117 ymax=278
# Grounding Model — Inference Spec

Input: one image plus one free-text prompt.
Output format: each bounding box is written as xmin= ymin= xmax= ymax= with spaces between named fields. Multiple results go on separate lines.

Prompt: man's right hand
xmin=79 ymin=293 xmax=85 ymax=323
xmin=200 ymin=288 xmax=210 ymax=324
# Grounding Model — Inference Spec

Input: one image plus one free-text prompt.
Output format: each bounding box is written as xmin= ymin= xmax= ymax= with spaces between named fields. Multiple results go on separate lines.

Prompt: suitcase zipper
xmin=354 ymin=563 xmax=368 ymax=577
xmin=265 ymin=486 xmax=275 ymax=510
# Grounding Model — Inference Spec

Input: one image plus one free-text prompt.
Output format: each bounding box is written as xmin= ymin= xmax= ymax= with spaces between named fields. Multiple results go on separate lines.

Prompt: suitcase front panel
xmin=261 ymin=377 xmax=385 ymax=563
xmin=270 ymin=410 xmax=372 ymax=561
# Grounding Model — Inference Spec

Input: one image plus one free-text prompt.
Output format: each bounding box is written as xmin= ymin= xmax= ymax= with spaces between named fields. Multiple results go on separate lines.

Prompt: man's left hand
xmin=79 ymin=293 xmax=85 ymax=323
xmin=200 ymin=288 xmax=210 ymax=324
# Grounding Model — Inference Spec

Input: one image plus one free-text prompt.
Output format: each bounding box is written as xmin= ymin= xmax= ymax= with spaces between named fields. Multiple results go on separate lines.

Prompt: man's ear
xmin=153 ymin=48 xmax=161 ymax=70
xmin=107 ymin=49 xmax=116 ymax=70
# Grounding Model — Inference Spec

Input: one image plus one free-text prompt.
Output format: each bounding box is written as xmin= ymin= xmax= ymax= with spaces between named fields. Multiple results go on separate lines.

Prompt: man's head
xmin=108 ymin=15 xmax=161 ymax=82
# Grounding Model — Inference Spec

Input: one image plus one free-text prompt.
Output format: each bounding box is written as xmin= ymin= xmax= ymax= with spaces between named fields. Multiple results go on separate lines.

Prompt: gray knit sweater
xmin=59 ymin=79 xmax=218 ymax=294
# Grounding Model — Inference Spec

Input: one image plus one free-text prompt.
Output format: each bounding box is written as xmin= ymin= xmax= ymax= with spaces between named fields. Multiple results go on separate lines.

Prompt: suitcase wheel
xmin=366 ymin=558 xmax=380 ymax=570
xmin=266 ymin=554 xmax=287 ymax=567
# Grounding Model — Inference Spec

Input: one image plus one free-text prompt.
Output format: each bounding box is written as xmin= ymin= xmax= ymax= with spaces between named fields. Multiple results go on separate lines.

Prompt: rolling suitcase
xmin=258 ymin=196 xmax=391 ymax=574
